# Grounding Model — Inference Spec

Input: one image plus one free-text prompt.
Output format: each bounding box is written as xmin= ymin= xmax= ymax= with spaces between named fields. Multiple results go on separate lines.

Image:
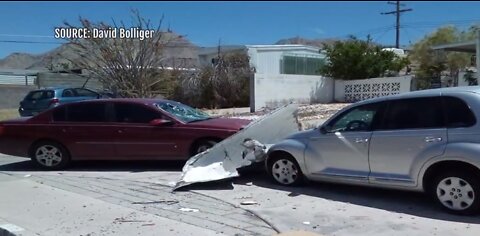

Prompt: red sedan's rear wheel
xmin=30 ymin=141 xmax=71 ymax=170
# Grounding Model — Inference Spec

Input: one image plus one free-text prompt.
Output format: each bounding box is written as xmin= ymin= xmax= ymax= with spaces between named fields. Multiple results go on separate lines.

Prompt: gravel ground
xmin=221 ymin=103 xmax=351 ymax=122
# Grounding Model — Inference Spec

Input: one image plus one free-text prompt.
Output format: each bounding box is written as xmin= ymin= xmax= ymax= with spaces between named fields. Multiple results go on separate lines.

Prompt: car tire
xmin=30 ymin=141 xmax=71 ymax=170
xmin=191 ymin=139 xmax=218 ymax=156
xmin=430 ymin=170 xmax=480 ymax=215
xmin=267 ymin=153 xmax=304 ymax=186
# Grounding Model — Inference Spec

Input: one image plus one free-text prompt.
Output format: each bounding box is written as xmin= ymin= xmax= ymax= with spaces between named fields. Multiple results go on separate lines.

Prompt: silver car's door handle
xmin=355 ymin=138 xmax=369 ymax=143
xmin=425 ymin=137 xmax=442 ymax=142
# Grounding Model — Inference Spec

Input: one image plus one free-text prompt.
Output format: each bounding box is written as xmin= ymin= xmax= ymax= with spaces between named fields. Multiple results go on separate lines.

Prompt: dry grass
xmin=0 ymin=109 xmax=19 ymax=121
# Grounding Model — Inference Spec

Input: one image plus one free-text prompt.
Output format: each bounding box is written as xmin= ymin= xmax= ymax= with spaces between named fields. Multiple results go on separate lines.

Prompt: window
xmin=62 ymin=89 xmax=75 ymax=97
xmin=114 ymin=103 xmax=162 ymax=123
xmin=326 ymin=103 xmax=382 ymax=132
xmin=75 ymin=88 xmax=98 ymax=97
xmin=281 ymin=55 xmax=324 ymax=75
xmin=381 ymin=97 xmax=445 ymax=130
xmin=66 ymin=103 xmax=107 ymax=122
xmin=26 ymin=90 xmax=54 ymax=100
xmin=443 ymin=96 xmax=476 ymax=128
xmin=155 ymin=101 xmax=210 ymax=123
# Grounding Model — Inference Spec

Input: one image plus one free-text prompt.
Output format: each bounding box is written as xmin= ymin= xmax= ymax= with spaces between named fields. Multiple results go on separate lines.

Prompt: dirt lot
xmin=215 ymin=103 xmax=351 ymax=123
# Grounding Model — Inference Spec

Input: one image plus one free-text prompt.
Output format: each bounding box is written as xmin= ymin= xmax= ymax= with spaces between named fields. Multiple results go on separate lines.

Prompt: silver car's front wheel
xmin=431 ymin=171 xmax=480 ymax=215
xmin=268 ymin=153 xmax=303 ymax=186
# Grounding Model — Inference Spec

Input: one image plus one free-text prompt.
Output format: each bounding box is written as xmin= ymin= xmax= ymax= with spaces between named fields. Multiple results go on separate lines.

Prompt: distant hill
xmin=0 ymin=53 xmax=42 ymax=70
xmin=275 ymin=36 xmax=340 ymax=48
xmin=0 ymin=32 xmax=200 ymax=70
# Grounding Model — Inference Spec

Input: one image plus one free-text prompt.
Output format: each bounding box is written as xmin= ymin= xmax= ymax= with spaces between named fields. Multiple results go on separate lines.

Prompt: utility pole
xmin=381 ymin=1 xmax=412 ymax=48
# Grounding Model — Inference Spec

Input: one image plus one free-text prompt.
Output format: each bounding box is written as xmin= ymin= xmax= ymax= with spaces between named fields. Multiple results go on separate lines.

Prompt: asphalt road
xmin=1 ymin=154 xmax=480 ymax=236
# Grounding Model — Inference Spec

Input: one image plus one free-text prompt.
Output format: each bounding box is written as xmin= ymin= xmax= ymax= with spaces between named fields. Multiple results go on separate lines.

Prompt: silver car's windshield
xmin=155 ymin=102 xmax=211 ymax=123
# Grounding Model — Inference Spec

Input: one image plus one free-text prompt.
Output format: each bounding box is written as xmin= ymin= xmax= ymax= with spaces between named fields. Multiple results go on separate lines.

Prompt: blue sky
xmin=0 ymin=1 xmax=479 ymax=58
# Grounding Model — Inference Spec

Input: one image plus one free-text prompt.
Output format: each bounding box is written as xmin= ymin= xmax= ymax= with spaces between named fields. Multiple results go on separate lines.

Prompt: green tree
xmin=320 ymin=36 xmax=408 ymax=80
xmin=409 ymin=25 xmax=476 ymax=89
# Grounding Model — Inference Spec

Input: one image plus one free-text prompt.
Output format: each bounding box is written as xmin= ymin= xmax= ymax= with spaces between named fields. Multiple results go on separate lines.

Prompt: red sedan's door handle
xmin=117 ymin=129 xmax=124 ymax=134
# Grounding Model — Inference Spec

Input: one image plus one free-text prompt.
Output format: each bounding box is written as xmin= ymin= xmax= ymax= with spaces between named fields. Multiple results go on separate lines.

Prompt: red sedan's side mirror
xmin=150 ymin=119 xmax=174 ymax=126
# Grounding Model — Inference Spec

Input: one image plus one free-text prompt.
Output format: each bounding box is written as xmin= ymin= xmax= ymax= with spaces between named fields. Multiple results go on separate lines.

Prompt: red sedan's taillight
xmin=49 ymin=98 xmax=60 ymax=106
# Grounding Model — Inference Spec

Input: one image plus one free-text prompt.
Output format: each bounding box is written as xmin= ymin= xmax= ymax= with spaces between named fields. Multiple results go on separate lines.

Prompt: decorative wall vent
xmin=344 ymin=81 xmax=401 ymax=102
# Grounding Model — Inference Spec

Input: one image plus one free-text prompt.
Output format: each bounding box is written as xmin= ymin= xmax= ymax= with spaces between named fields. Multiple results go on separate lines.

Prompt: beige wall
xmin=37 ymin=72 xmax=103 ymax=90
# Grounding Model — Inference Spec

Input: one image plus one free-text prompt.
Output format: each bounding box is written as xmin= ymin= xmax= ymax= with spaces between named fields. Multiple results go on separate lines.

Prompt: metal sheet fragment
xmin=173 ymin=104 xmax=300 ymax=190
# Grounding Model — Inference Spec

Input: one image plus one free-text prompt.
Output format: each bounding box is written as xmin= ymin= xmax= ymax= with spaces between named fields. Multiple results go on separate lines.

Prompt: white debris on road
xmin=240 ymin=201 xmax=258 ymax=205
xmin=173 ymin=104 xmax=301 ymax=190
xmin=179 ymin=208 xmax=200 ymax=213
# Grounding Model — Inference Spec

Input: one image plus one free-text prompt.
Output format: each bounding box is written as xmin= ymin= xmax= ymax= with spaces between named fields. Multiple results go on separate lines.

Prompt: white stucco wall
xmin=250 ymin=73 xmax=334 ymax=111
xmin=334 ymin=76 xmax=412 ymax=102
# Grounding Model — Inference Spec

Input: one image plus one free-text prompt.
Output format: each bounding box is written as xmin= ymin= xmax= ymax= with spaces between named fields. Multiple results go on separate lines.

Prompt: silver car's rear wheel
xmin=268 ymin=153 xmax=303 ymax=186
xmin=31 ymin=141 xmax=70 ymax=170
xmin=431 ymin=170 xmax=480 ymax=215
xmin=436 ymin=177 xmax=475 ymax=211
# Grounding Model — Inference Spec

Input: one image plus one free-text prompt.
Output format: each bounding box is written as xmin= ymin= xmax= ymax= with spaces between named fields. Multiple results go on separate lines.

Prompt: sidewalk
xmin=0 ymin=173 xmax=224 ymax=236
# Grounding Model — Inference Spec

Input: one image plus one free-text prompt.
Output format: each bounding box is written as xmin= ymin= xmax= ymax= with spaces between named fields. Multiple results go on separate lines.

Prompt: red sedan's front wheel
xmin=191 ymin=140 xmax=218 ymax=156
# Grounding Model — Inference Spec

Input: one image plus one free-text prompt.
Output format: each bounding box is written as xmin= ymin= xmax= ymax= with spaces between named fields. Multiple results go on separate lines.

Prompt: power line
xmin=0 ymin=34 xmax=54 ymax=38
xmin=334 ymin=24 xmax=396 ymax=40
xmin=403 ymin=18 xmax=480 ymax=26
xmin=372 ymin=27 xmax=395 ymax=45
xmin=0 ymin=40 xmax=62 ymax=44
xmin=381 ymin=1 xmax=413 ymax=48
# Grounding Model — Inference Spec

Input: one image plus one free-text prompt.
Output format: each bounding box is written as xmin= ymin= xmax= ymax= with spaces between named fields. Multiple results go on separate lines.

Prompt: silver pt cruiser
xmin=266 ymin=87 xmax=480 ymax=215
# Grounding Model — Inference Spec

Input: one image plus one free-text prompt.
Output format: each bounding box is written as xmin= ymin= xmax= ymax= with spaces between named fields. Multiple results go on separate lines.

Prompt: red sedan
xmin=0 ymin=99 xmax=251 ymax=170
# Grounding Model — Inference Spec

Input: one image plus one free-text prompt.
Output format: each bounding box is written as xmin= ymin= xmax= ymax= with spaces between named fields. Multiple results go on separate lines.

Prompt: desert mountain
xmin=275 ymin=36 xmax=340 ymax=48
xmin=0 ymin=32 xmax=199 ymax=70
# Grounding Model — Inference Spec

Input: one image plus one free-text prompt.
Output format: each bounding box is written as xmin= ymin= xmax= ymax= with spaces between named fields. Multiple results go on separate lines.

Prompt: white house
xmin=198 ymin=44 xmax=326 ymax=75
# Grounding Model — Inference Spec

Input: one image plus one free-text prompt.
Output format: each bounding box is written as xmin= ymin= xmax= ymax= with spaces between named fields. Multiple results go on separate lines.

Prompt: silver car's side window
xmin=326 ymin=103 xmax=381 ymax=132
xmin=380 ymin=97 xmax=444 ymax=130
xmin=443 ymin=96 xmax=476 ymax=128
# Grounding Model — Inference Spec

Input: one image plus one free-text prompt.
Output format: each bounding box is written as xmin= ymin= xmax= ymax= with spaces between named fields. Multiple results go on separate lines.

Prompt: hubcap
xmin=272 ymin=159 xmax=298 ymax=184
xmin=196 ymin=141 xmax=217 ymax=154
xmin=197 ymin=145 xmax=210 ymax=153
xmin=436 ymin=177 xmax=475 ymax=211
xmin=35 ymin=145 xmax=62 ymax=167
